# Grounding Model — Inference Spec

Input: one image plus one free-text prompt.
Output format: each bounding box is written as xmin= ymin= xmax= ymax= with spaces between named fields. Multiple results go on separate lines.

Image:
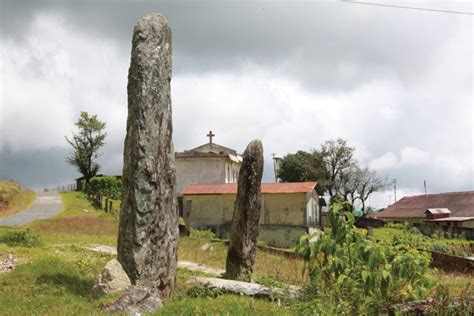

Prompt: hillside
xmin=0 ymin=180 xmax=36 ymax=217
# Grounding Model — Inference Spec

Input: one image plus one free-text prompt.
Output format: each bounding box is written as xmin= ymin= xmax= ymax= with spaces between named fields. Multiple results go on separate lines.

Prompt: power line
xmin=341 ymin=1 xmax=474 ymax=16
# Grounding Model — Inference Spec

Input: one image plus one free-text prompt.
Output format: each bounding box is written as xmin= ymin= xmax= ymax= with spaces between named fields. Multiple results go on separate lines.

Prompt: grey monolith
xmin=225 ymin=140 xmax=264 ymax=282
xmin=117 ymin=12 xmax=178 ymax=302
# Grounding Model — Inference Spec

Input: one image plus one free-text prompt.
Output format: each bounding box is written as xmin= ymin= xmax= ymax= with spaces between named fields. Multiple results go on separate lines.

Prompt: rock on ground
xmin=105 ymin=285 xmax=162 ymax=315
xmin=177 ymin=261 xmax=224 ymax=276
xmin=187 ymin=276 xmax=300 ymax=299
xmin=84 ymin=244 xmax=117 ymax=255
xmin=0 ymin=254 xmax=16 ymax=274
xmin=91 ymin=259 xmax=131 ymax=298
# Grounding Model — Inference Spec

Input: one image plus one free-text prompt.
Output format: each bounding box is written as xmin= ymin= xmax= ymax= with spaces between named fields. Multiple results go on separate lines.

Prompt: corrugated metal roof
xmin=375 ymin=191 xmax=474 ymax=219
xmin=426 ymin=208 xmax=451 ymax=214
xmin=181 ymin=182 xmax=317 ymax=195
xmin=425 ymin=217 xmax=474 ymax=222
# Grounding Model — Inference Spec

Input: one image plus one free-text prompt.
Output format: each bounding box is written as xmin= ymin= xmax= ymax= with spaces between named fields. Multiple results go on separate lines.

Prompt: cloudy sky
xmin=0 ymin=0 xmax=472 ymax=207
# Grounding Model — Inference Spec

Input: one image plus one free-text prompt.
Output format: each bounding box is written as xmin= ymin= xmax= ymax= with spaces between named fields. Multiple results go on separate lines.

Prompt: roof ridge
xmin=404 ymin=190 xmax=474 ymax=199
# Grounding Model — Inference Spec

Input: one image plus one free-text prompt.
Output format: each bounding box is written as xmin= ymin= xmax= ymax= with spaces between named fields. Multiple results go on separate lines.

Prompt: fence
xmin=84 ymin=189 xmax=119 ymax=214
xmin=50 ymin=183 xmax=77 ymax=192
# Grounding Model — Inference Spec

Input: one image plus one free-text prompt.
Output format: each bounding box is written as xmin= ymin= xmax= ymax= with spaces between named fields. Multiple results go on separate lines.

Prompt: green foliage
xmin=89 ymin=176 xmax=122 ymax=200
xmin=426 ymin=284 xmax=472 ymax=315
xmin=295 ymin=202 xmax=433 ymax=314
xmin=190 ymin=228 xmax=217 ymax=240
xmin=65 ymin=112 xmax=107 ymax=184
xmin=427 ymin=241 xmax=451 ymax=254
xmin=278 ymin=151 xmax=326 ymax=186
xmin=186 ymin=285 xmax=221 ymax=298
xmin=254 ymin=275 xmax=285 ymax=289
xmin=278 ymin=139 xmax=385 ymax=207
xmin=0 ymin=229 xmax=42 ymax=247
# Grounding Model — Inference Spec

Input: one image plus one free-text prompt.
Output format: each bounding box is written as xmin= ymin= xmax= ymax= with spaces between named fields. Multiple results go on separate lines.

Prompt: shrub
xmin=89 ymin=176 xmax=122 ymax=200
xmin=190 ymin=228 xmax=217 ymax=240
xmin=295 ymin=202 xmax=433 ymax=314
xmin=186 ymin=285 xmax=220 ymax=298
xmin=427 ymin=241 xmax=451 ymax=254
xmin=0 ymin=229 xmax=42 ymax=247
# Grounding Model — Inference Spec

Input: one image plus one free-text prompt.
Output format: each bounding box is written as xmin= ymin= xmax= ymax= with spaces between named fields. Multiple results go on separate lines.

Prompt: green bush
xmin=186 ymin=285 xmax=221 ymax=298
xmin=0 ymin=229 xmax=42 ymax=247
xmin=427 ymin=241 xmax=451 ymax=254
xmin=295 ymin=202 xmax=433 ymax=314
xmin=190 ymin=229 xmax=217 ymax=240
xmin=89 ymin=176 xmax=122 ymax=200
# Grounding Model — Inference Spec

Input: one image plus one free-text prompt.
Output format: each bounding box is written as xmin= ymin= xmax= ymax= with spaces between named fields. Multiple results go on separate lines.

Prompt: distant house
xmin=181 ymin=182 xmax=321 ymax=248
xmin=375 ymin=191 xmax=474 ymax=239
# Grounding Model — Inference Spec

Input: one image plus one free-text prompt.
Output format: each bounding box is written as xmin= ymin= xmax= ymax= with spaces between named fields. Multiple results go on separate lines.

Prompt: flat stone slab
xmin=187 ymin=276 xmax=300 ymax=299
xmin=84 ymin=244 xmax=117 ymax=255
xmin=177 ymin=261 xmax=224 ymax=276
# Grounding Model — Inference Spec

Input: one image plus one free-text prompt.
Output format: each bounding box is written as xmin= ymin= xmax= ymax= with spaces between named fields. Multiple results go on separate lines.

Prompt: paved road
xmin=0 ymin=192 xmax=62 ymax=227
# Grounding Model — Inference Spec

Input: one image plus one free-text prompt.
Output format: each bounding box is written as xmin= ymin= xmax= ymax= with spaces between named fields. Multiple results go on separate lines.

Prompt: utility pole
xmin=271 ymin=153 xmax=277 ymax=183
xmin=392 ymin=179 xmax=397 ymax=203
xmin=424 ymin=180 xmax=427 ymax=195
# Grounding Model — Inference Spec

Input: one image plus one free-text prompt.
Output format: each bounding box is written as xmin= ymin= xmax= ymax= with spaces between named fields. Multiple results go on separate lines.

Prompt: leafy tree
xmin=65 ymin=112 xmax=107 ymax=186
xmin=279 ymin=139 xmax=385 ymax=209
xmin=277 ymin=151 xmax=327 ymax=195
xmin=320 ymin=138 xmax=356 ymax=198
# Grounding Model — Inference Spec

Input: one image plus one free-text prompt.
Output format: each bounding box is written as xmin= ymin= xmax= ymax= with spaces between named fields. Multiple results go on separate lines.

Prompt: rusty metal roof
xmin=375 ymin=191 xmax=474 ymax=218
xmin=181 ymin=182 xmax=317 ymax=195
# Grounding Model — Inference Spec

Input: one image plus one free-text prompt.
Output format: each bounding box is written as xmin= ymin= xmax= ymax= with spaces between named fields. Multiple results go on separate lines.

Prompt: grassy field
xmin=0 ymin=179 xmax=36 ymax=218
xmin=0 ymin=192 xmax=472 ymax=315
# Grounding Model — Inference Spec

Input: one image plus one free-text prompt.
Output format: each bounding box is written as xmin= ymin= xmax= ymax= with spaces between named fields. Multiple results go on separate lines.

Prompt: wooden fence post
xmin=105 ymin=198 xmax=109 ymax=212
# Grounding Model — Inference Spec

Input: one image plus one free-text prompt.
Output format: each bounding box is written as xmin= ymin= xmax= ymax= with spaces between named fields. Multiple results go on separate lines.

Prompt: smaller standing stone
xmin=225 ymin=140 xmax=264 ymax=282
xmin=91 ymin=259 xmax=131 ymax=298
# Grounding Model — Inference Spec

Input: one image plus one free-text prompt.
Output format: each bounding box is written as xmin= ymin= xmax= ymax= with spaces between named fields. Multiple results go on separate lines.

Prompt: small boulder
xmin=91 ymin=259 xmax=131 ymax=298
xmin=200 ymin=243 xmax=213 ymax=252
xmin=105 ymin=285 xmax=162 ymax=314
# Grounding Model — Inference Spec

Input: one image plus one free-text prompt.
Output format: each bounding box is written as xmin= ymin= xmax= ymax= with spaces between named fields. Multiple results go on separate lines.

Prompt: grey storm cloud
xmin=0 ymin=0 xmax=472 ymax=206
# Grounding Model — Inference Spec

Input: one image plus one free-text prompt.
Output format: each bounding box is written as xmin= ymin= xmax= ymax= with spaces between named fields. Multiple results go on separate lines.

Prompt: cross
xmin=207 ymin=130 xmax=215 ymax=144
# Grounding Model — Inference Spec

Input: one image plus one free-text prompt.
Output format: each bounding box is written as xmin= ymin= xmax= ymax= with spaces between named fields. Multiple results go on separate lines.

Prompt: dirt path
xmin=0 ymin=192 xmax=62 ymax=227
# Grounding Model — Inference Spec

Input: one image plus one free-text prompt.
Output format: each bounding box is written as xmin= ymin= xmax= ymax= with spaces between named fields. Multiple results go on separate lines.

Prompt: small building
xmin=375 ymin=191 xmax=474 ymax=239
xmin=181 ymin=182 xmax=321 ymax=248
xmin=375 ymin=191 xmax=474 ymax=223
xmin=175 ymin=131 xmax=242 ymax=195
xmin=425 ymin=208 xmax=451 ymax=220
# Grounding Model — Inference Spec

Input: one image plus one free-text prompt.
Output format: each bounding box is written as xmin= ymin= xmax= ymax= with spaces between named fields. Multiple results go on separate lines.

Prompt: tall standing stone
xmin=118 ymin=13 xmax=178 ymax=302
xmin=225 ymin=140 xmax=264 ymax=282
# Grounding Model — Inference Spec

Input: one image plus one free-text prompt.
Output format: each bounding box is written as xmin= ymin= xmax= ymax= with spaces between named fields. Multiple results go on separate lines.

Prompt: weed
xmin=0 ymin=229 xmax=42 ymax=247
xmin=186 ymin=285 xmax=221 ymax=298
xmin=190 ymin=228 xmax=217 ymax=240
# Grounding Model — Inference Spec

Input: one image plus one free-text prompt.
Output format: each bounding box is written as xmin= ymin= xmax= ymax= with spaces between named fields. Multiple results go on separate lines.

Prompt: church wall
xmin=176 ymin=157 xmax=226 ymax=194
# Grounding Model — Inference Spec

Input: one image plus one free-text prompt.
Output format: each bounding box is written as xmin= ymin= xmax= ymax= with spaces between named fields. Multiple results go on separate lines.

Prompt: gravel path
xmin=0 ymin=192 xmax=62 ymax=227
